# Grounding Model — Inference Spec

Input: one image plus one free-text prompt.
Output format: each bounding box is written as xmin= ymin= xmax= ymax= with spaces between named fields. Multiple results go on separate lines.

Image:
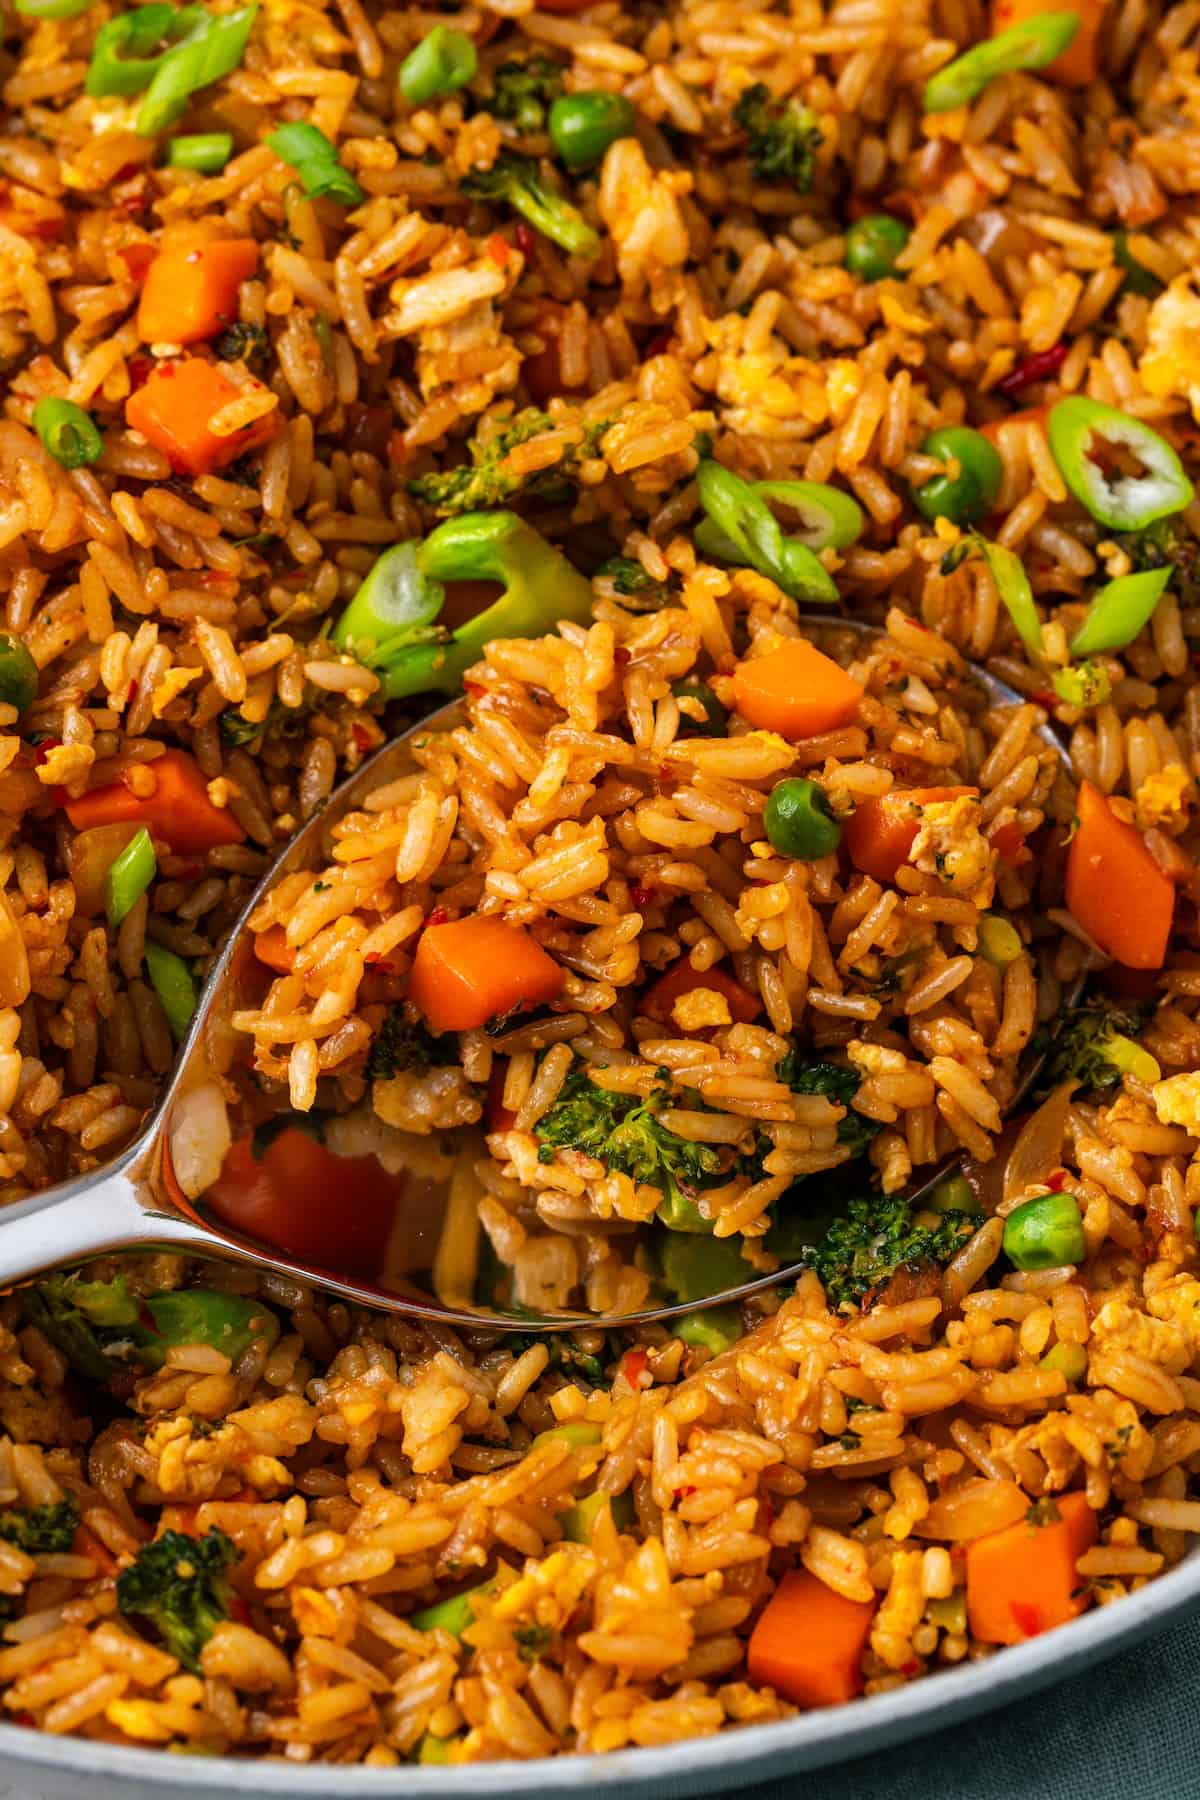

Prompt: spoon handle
xmin=0 ymin=1151 xmax=212 ymax=1288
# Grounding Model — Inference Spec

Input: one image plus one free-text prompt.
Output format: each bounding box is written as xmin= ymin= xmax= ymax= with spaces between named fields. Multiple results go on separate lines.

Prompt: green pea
xmin=1040 ymin=1341 xmax=1087 ymax=1383
xmin=548 ymin=90 xmax=635 ymax=172
xmin=763 ymin=777 xmax=842 ymax=861
xmin=927 ymin=1172 xmax=982 ymax=1216
xmin=670 ymin=679 xmax=728 ymax=737
xmin=912 ymin=427 xmax=1004 ymax=527
xmin=0 ymin=634 xmax=39 ymax=714
xmin=1002 ymin=1191 xmax=1087 ymax=1271
xmin=546 ymin=91 xmax=633 ymax=173
xmin=977 ymin=913 xmax=1022 ymax=966
xmin=845 ymin=214 xmax=910 ymax=282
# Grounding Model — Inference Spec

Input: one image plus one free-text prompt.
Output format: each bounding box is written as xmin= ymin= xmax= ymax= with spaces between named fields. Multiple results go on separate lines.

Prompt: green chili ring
xmin=1047 ymin=396 xmax=1195 ymax=531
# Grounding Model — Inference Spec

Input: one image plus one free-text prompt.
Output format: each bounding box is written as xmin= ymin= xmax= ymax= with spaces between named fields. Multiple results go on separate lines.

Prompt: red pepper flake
xmin=629 ymin=884 xmax=659 ymax=908
xmin=33 ymin=738 xmax=62 ymax=765
xmin=614 ymin=646 xmax=631 ymax=665
xmin=425 ymin=906 xmax=449 ymax=928
xmin=901 ymin=1659 xmax=922 ymax=1676
xmin=487 ymin=231 xmax=511 ymax=266
xmin=997 ymin=343 xmax=1067 ymax=396
xmin=514 ymin=221 xmax=537 ymax=257
xmin=1009 ymin=1600 xmax=1043 ymax=1638
xmin=363 ymin=953 xmax=397 ymax=973
xmin=463 ymin=679 xmax=486 ymax=697
xmin=351 ymin=723 xmax=373 ymax=752
xmin=1046 ymin=1170 xmax=1069 ymax=1192
xmin=622 ymin=1347 xmax=649 ymax=1385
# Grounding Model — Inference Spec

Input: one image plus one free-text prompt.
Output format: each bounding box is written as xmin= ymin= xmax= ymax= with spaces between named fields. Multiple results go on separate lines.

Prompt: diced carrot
xmin=63 ymin=749 xmax=246 ymax=854
xmin=991 ymin=0 xmax=1105 ymax=85
xmin=980 ymin=405 xmax=1050 ymax=444
xmin=253 ymin=924 xmax=295 ymax=974
xmin=731 ymin=640 xmax=864 ymax=741
xmin=137 ymin=239 xmax=259 ymax=346
xmin=408 ymin=916 xmax=564 ymax=1033
xmin=844 ymin=785 xmax=977 ymax=884
xmin=641 ymin=959 xmax=762 ymax=1026
xmin=125 ymin=357 xmax=281 ymax=477
xmin=1065 ymin=780 xmax=1174 ymax=970
xmin=966 ymin=1490 xmax=1098 ymax=1646
xmin=747 ymin=1569 xmax=876 ymax=1708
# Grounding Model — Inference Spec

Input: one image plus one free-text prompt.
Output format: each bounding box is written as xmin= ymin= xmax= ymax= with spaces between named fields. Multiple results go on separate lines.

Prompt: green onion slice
xmin=32 ymin=397 xmax=104 ymax=470
xmin=924 ymin=10 xmax=1080 ymax=112
xmin=105 ymin=827 xmax=157 ymax=927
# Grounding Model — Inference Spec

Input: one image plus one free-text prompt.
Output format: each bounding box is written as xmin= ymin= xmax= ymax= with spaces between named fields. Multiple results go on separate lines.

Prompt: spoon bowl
xmin=0 ymin=618 xmax=1078 ymax=1327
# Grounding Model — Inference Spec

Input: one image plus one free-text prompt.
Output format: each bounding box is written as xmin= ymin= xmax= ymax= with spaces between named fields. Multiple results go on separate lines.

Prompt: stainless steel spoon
xmin=0 ymin=617 xmax=1076 ymax=1328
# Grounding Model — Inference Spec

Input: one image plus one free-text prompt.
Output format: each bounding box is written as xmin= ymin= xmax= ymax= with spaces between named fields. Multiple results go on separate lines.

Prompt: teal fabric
xmin=742 ymin=1610 xmax=1200 ymax=1799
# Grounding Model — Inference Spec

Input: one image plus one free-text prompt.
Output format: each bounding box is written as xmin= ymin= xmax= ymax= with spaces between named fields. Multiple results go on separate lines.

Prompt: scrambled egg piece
xmin=671 ymin=987 xmax=732 ymax=1031
xmin=1146 ymin=1274 xmax=1200 ymax=1363
xmin=1135 ymin=763 xmax=1193 ymax=831
xmin=1139 ymin=276 xmax=1200 ymax=421
xmin=909 ymin=795 xmax=993 ymax=896
xmin=1152 ymin=1071 xmax=1200 ymax=1136
xmin=1091 ymin=1294 xmax=1192 ymax=1375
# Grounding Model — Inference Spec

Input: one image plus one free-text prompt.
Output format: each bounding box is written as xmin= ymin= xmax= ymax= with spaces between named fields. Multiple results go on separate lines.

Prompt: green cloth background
xmin=743 ymin=1611 xmax=1200 ymax=1799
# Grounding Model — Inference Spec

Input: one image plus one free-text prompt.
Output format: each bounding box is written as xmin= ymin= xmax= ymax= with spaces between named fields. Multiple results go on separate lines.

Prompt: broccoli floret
xmin=799 ymin=1192 xmax=974 ymax=1312
xmin=116 ymin=1528 xmax=238 ymax=1672
xmin=1040 ymin=996 xmax=1151 ymax=1095
xmin=214 ymin=322 xmax=271 ymax=376
xmin=461 ymin=154 xmax=599 ymax=256
xmin=23 ymin=1273 xmax=279 ymax=1382
xmin=409 ymin=410 xmax=609 ymax=517
xmin=367 ymin=1011 xmax=456 ymax=1080
xmin=733 ymin=82 xmax=822 ymax=193
xmin=777 ymin=1053 xmax=882 ymax=1157
xmin=595 ymin=556 xmax=675 ymax=606
xmin=1117 ymin=516 xmax=1200 ymax=609
xmin=0 ymin=1495 xmax=80 ymax=1556
xmin=535 ymin=1069 xmax=722 ymax=1222
xmin=509 ymin=1330 xmax=612 ymax=1386
xmin=490 ymin=54 xmax=564 ymax=132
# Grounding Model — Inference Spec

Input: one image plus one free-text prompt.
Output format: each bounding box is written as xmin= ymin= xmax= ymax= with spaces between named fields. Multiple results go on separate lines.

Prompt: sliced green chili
xmin=1047 ymin=396 xmax=1194 ymax=531
xmin=31 ymin=397 xmax=103 ymax=470
xmin=398 ymin=25 xmax=477 ymax=105
xmin=105 ymin=828 xmax=157 ymax=927
xmin=166 ymin=130 xmax=234 ymax=172
xmin=923 ymin=10 xmax=1080 ymax=113
xmin=974 ymin=535 xmax=1043 ymax=659
xmin=0 ymin=636 xmax=38 ymax=715
xmin=15 ymin=0 xmax=97 ymax=19
xmin=1051 ymin=660 xmax=1111 ymax=708
xmin=136 ymin=4 xmax=257 ymax=135
xmin=695 ymin=461 xmax=839 ymax=603
xmin=144 ymin=942 xmax=197 ymax=1042
xmin=266 ymin=120 xmax=364 ymax=206
xmin=1068 ymin=566 xmax=1172 ymax=656
xmin=86 ymin=4 xmax=202 ymax=97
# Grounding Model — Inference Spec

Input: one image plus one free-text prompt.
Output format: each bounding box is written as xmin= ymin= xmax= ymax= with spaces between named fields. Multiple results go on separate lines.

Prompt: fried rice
xmin=4 ymin=0 xmax=1200 ymax=1766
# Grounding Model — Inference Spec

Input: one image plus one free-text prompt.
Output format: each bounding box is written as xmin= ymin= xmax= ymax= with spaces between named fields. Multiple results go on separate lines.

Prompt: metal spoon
xmin=0 ymin=618 xmax=1076 ymax=1328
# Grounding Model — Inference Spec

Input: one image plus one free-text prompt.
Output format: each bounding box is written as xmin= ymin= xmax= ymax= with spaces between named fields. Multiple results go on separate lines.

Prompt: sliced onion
xmin=913 ymin=1477 xmax=1029 ymax=1541
xmin=1003 ymin=1080 xmax=1075 ymax=1205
